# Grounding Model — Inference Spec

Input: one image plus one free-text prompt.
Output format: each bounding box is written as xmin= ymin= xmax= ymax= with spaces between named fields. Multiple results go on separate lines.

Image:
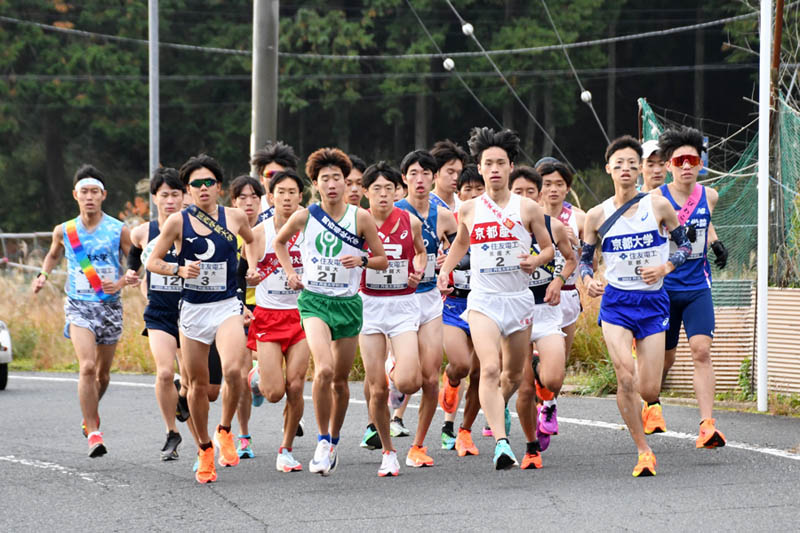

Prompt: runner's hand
xmin=408 ymin=270 xmax=422 ymax=289
xmin=436 ymin=252 xmax=447 ymax=268
xmin=245 ymin=268 xmax=261 ymax=286
xmin=243 ymin=306 xmax=254 ymax=327
xmin=564 ymin=225 xmax=578 ymax=246
xmin=101 ymin=278 xmax=120 ymax=295
xmin=518 ymin=253 xmax=539 ymax=274
xmin=181 ymin=261 xmax=201 ymax=279
xmin=31 ymin=273 xmax=47 ymax=294
xmin=436 ymin=271 xmax=453 ymax=295
xmin=586 ymin=278 xmax=605 ymax=298
xmin=339 ymin=255 xmax=362 ymax=269
xmin=124 ymin=269 xmax=140 ymax=286
xmin=544 ymin=281 xmax=562 ymax=306
xmin=287 ymin=273 xmax=304 ymax=290
xmin=639 ymin=264 xmax=667 ymax=285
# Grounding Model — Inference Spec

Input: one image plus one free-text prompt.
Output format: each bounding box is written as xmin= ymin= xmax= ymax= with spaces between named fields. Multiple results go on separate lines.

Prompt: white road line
xmin=0 ymin=455 xmax=129 ymax=487
xmin=12 ymin=374 xmax=800 ymax=461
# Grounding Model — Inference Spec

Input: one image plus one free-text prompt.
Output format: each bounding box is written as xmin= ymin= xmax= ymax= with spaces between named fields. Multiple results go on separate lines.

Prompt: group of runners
xmin=31 ymin=123 xmax=728 ymax=482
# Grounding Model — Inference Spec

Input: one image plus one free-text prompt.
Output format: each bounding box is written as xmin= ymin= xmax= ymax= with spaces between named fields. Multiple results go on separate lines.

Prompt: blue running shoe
xmin=360 ymin=424 xmax=382 ymax=450
xmin=193 ymin=455 xmax=199 ymax=473
xmin=441 ymin=427 xmax=456 ymax=450
xmin=237 ymin=435 xmax=255 ymax=459
xmin=248 ymin=365 xmax=264 ymax=408
xmin=504 ymin=406 xmax=511 ymax=436
xmin=493 ymin=439 xmax=518 ymax=470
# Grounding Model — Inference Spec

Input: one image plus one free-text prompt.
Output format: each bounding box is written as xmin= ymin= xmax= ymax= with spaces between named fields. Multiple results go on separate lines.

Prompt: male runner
xmin=32 ymin=164 xmax=137 ymax=457
xmin=535 ymin=160 xmax=586 ymax=443
xmin=346 ymin=154 xmax=367 ymax=207
xmin=644 ymin=127 xmax=728 ymax=446
xmin=251 ymin=140 xmax=300 ymax=219
xmin=129 ymin=167 xmax=185 ymax=460
xmin=440 ymin=164 xmax=484 ymax=456
xmin=357 ymin=162 xmax=427 ymax=476
xmin=640 ymin=140 xmax=667 ymax=192
xmin=438 ymin=127 xmax=554 ymax=469
xmin=273 ymin=148 xmax=387 ymax=476
xmin=395 ymin=149 xmax=458 ymax=467
xmin=147 ymin=154 xmax=256 ymax=484
xmin=510 ymin=166 xmax=576 ymax=468
xmin=245 ymin=169 xmax=310 ymax=472
xmin=430 ymin=139 xmax=470 ymax=211
xmin=581 ymin=135 xmax=691 ymax=476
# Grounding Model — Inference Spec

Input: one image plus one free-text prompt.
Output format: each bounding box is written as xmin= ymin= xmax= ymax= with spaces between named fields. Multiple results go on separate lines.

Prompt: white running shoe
xmin=378 ymin=450 xmax=400 ymax=477
xmin=385 ymin=354 xmax=406 ymax=409
xmin=276 ymin=448 xmax=302 ymax=472
xmin=390 ymin=417 xmax=410 ymax=437
xmin=309 ymin=440 xmax=332 ymax=475
xmin=328 ymin=444 xmax=338 ymax=475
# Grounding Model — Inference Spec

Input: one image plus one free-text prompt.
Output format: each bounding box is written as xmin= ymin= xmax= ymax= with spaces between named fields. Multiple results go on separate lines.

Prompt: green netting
xmin=777 ymin=99 xmax=800 ymax=285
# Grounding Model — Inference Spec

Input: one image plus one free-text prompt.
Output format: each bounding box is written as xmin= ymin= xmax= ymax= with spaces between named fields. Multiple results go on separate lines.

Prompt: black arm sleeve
xmin=127 ymin=245 xmax=143 ymax=271
xmin=237 ymin=257 xmax=249 ymax=294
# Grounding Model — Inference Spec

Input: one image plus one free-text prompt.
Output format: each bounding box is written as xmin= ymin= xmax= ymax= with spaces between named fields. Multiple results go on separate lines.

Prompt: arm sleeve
xmin=667 ymin=225 xmax=692 ymax=268
xmin=126 ymin=245 xmax=143 ymax=271
xmin=579 ymin=242 xmax=596 ymax=280
xmin=236 ymin=257 xmax=249 ymax=304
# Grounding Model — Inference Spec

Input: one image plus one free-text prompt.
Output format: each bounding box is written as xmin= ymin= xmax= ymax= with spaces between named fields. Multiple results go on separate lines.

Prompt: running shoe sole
xmin=88 ymin=442 xmax=107 ymax=458
xmin=494 ymin=453 xmax=516 ymax=470
xmin=697 ymin=432 xmax=726 ymax=449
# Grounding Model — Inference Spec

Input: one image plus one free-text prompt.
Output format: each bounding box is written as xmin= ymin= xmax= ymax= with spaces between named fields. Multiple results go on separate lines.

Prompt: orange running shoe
xmin=81 ymin=416 xmax=100 ymax=438
xmin=454 ymin=428 xmax=479 ymax=457
xmin=632 ymin=451 xmax=657 ymax=477
xmin=87 ymin=431 xmax=107 ymax=458
xmin=696 ymin=418 xmax=726 ymax=449
xmin=195 ymin=446 xmax=217 ymax=484
xmin=405 ymin=445 xmax=434 ymax=467
xmin=520 ymin=451 xmax=542 ymax=470
xmin=642 ymin=402 xmax=667 ymax=435
xmin=439 ymin=379 xmax=460 ymax=414
xmin=214 ymin=426 xmax=240 ymax=467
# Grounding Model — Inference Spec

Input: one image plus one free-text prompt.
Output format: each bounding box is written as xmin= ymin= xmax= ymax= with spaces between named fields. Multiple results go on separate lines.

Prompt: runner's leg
xmin=303 ymin=317 xmax=335 ymax=435
xmin=180 ymin=334 xmax=213 ymax=444
xmin=148 ymin=330 xmax=179 ymax=433
xmin=468 ymin=311 xmax=506 ymax=439
xmin=330 ymin=336 xmax=359 ymax=440
xmin=282 ymin=340 xmax=309 ymax=449
xmin=71 ymin=325 xmax=102 ymax=434
xmin=413 ymin=317 xmax=443 ymax=447
xmin=688 ymin=335 xmax=715 ymax=420
xmin=214 ymin=315 xmax=246 ymax=428
xmin=361 ymin=333 xmax=392 ymax=451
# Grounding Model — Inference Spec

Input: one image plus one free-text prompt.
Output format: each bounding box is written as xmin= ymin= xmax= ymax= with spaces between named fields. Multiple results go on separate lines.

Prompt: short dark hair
xmin=536 ymin=161 xmax=573 ymax=188
xmin=348 ymin=154 xmax=367 ymax=173
xmin=73 ymin=164 xmax=106 ymax=187
xmin=400 ymin=150 xmax=437 ymax=175
xmin=431 ymin=139 xmax=470 ymax=172
xmin=230 ymin=174 xmax=265 ymax=199
xmin=604 ymin=135 xmax=642 ymax=162
xmin=150 ymin=167 xmax=184 ymax=195
xmin=179 ymin=154 xmax=225 ymax=185
xmin=363 ymin=161 xmax=402 ymax=189
xmin=658 ymin=127 xmax=705 ymax=159
xmin=251 ymin=140 xmax=299 ymax=174
xmin=305 ymin=147 xmax=352 ymax=181
xmin=468 ymin=127 xmax=521 ymax=164
xmin=509 ymin=166 xmax=542 ymax=191
xmin=457 ymin=164 xmax=484 ymax=190
xmin=269 ymin=168 xmax=305 ymax=194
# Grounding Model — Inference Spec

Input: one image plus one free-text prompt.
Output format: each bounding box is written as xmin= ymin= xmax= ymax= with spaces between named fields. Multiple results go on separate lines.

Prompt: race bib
xmin=366 ymin=259 xmax=409 ymax=290
xmin=184 ymin=261 xmax=227 ymax=292
xmin=473 ymin=241 xmax=522 ymax=275
xmin=150 ymin=273 xmax=182 ymax=292
xmin=266 ymin=266 xmax=303 ymax=295
xmin=613 ymin=251 xmax=660 ymax=282
xmin=306 ymin=257 xmax=349 ymax=289
xmin=75 ymin=266 xmax=116 ymax=296
xmin=453 ymin=269 xmax=470 ymax=290
xmin=422 ymin=253 xmax=436 ymax=283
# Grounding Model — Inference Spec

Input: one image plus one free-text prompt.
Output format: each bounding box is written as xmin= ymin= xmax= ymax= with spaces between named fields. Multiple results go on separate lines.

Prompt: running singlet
xmin=469 ymin=193 xmax=532 ymax=294
xmin=360 ymin=208 xmax=416 ymax=297
xmin=660 ymin=184 xmax=712 ymax=291
xmin=450 ymin=212 xmax=472 ymax=298
xmin=395 ymin=198 xmax=438 ymax=293
xmin=145 ymin=220 xmax=181 ymax=309
xmin=254 ymin=217 xmax=303 ymax=309
xmin=556 ymin=205 xmax=580 ymax=286
xmin=600 ymin=194 xmax=669 ymax=291
xmin=430 ymin=191 xmax=460 ymax=212
xmin=179 ymin=206 xmax=239 ymax=304
xmin=529 ymin=215 xmax=556 ymax=305
xmin=63 ymin=214 xmax=124 ymax=302
xmin=300 ymin=203 xmax=364 ymax=298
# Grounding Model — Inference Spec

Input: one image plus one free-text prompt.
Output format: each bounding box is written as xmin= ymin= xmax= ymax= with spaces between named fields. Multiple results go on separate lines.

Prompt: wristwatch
xmin=172 ymin=263 xmax=180 ymax=276
xmin=361 ymin=256 xmax=369 ymax=268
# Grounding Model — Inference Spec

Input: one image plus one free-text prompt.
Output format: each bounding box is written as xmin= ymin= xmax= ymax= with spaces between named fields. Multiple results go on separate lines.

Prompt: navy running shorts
xmin=143 ymin=304 xmax=180 ymax=344
xmin=599 ymin=284 xmax=670 ymax=340
xmin=665 ymin=288 xmax=715 ymax=350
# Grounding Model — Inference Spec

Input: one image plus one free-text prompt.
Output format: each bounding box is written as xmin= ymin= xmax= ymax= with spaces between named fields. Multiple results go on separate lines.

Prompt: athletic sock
xmin=526 ymin=441 xmax=540 ymax=454
xmin=199 ymin=441 xmax=212 ymax=451
xmin=318 ymin=434 xmax=331 ymax=443
xmin=331 ymin=436 xmax=340 ymax=446
xmin=543 ymin=399 xmax=556 ymax=408
xmin=217 ymin=424 xmax=231 ymax=433
xmin=459 ymin=425 xmax=472 ymax=433
xmin=497 ymin=437 xmax=509 ymax=445
xmin=647 ymin=400 xmax=661 ymax=407
xmin=279 ymin=446 xmax=291 ymax=453
xmin=442 ymin=421 xmax=455 ymax=434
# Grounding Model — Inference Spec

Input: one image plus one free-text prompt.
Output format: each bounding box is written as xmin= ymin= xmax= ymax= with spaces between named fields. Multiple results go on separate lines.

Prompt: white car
xmin=0 ymin=320 xmax=11 ymax=390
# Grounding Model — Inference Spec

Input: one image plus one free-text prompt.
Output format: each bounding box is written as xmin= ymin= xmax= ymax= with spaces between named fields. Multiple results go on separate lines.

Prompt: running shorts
xmin=599 ymin=285 xmax=670 ymax=340
xmin=247 ymin=306 xmax=306 ymax=353
xmin=143 ymin=305 xmax=180 ymax=343
xmin=297 ymin=290 xmax=362 ymax=341
xmin=360 ymin=292 xmax=419 ymax=338
xmin=179 ymin=296 xmax=243 ymax=345
xmin=417 ymin=288 xmax=444 ymax=326
xmin=443 ymin=295 xmax=470 ymax=336
xmin=531 ymin=303 xmax=566 ymax=343
xmin=464 ymin=290 xmax=534 ymax=337
xmin=63 ymin=297 xmax=123 ymax=345
xmin=665 ymin=288 xmax=715 ymax=350
xmin=559 ymin=288 xmax=582 ymax=328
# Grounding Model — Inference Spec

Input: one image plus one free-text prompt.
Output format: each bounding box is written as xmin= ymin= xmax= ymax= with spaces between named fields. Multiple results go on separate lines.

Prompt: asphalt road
xmin=2 ymin=372 xmax=799 ymax=532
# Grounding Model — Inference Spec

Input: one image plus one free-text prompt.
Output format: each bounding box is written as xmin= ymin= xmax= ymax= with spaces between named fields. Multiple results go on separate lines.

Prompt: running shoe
xmin=386 ymin=356 xmax=406 ymax=410
xmin=81 ymin=416 xmax=100 ymax=438
xmin=642 ymin=402 xmax=667 ymax=435
xmin=328 ymin=444 xmax=338 ymax=475
xmin=192 ymin=456 xmax=199 ymax=472
xmin=248 ymin=365 xmax=264 ymax=408
xmin=504 ymin=406 xmax=511 ymax=436
xmin=405 ymin=445 xmax=434 ymax=467
xmin=214 ymin=426 xmax=240 ymax=467
xmin=296 ymin=418 xmax=305 ymax=437
xmin=378 ymin=450 xmax=400 ymax=477
xmin=696 ymin=418 xmax=726 ymax=449
xmin=237 ymin=434 xmax=255 ymax=459
xmin=493 ymin=440 xmax=518 ymax=470
xmin=455 ymin=428 xmax=479 ymax=457
xmin=439 ymin=378 xmax=460 ymax=414
xmin=538 ymin=403 xmax=559 ymax=435
xmin=174 ymin=376 xmax=190 ymax=422
xmin=390 ymin=417 xmax=409 ymax=437
xmin=276 ymin=448 xmax=303 ymax=472
xmin=632 ymin=451 xmax=657 ymax=477
xmin=482 ymin=425 xmax=493 ymax=437
xmin=441 ymin=426 xmax=456 ymax=450
xmin=195 ymin=446 xmax=217 ymax=484
xmin=309 ymin=439 xmax=332 ymax=475
xmin=520 ymin=442 xmax=543 ymax=470
xmin=360 ymin=424 xmax=382 ymax=450
xmin=160 ymin=430 xmax=182 ymax=461
xmin=535 ymin=405 xmax=551 ymax=452
xmin=87 ymin=431 xmax=107 ymax=458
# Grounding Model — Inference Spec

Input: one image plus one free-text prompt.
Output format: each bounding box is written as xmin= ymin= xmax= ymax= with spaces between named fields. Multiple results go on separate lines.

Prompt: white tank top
xmin=600 ymin=194 xmax=669 ymax=291
xmin=300 ymin=203 xmax=364 ymax=297
xmin=560 ymin=209 xmax=580 ymax=285
xmin=254 ymin=218 xmax=303 ymax=309
xmin=468 ymin=193 xmax=532 ymax=294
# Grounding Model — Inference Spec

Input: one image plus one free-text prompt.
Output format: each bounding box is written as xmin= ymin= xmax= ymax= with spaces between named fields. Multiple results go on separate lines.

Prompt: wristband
xmin=39 ymin=270 xmax=49 ymax=280
xmin=361 ymin=256 xmax=369 ymax=268
xmin=557 ymin=274 xmax=567 ymax=283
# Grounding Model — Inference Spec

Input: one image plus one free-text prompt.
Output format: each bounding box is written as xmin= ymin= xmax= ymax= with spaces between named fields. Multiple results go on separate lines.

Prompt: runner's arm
xmin=356 ymin=208 xmax=388 ymax=270
xmin=31 ymin=224 xmax=64 ymax=293
xmin=117 ymin=225 xmax=140 ymax=289
xmin=410 ymin=216 xmax=427 ymax=276
xmin=705 ymin=187 xmax=727 ymax=268
xmin=242 ymin=221 xmax=266 ymax=283
xmin=437 ymin=207 xmax=458 ymax=248
xmin=580 ymin=206 xmax=605 ymax=298
xmin=274 ymin=209 xmax=308 ymax=280
xmin=525 ymin=200 xmax=555 ymax=272
xmin=645 ymin=195 xmax=690 ymax=282
xmin=438 ymin=203 xmax=471 ymax=283
xmin=146 ymin=213 xmax=196 ymax=279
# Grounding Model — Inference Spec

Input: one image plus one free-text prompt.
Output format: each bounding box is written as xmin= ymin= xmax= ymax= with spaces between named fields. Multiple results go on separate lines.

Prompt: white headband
xmin=75 ymin=177 xmax=105 ymax=192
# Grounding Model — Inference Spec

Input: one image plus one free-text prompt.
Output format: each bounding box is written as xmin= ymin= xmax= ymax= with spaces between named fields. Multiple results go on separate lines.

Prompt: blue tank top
xmin=146 ymin=220 xmax=182 ymax=310
xmin=178 ymin=206 xmax=239 ymax=304
xmin=395 ymin=198 xmax=439 ymax=293
xmin=660 ymin=185 xmax=712 ymax=291
xmin=63 ymin=214 xmax=124 ymax=302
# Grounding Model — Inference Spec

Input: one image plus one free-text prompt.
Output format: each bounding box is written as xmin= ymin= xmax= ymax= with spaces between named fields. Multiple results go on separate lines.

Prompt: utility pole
xmin=251 ymin=0 xmax=280 ymax=175
xmin=148 ymin=0 xmax=159 ymax=218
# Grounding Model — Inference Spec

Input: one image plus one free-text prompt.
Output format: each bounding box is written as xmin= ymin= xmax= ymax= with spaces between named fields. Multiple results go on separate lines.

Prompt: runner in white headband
xmin=75 ymin=177 xmax=105 ymax=192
